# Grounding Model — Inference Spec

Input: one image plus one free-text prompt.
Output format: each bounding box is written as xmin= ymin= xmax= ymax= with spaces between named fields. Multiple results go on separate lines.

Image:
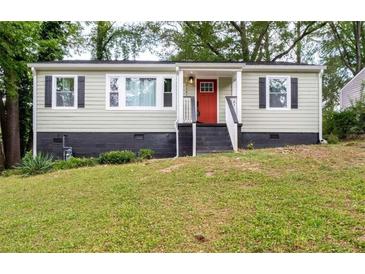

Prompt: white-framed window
xmin=266 ymin=76 xmax=291 ymax=109
xmin=107 ymin=76 xmax=121 ymax=108
xmin=53 ymin=75 xmax=77 ymax=109
xmin=200 ymin=81 xmax=214 ymax=93
xmin=106 ymin=74 xmax=175 ymax=110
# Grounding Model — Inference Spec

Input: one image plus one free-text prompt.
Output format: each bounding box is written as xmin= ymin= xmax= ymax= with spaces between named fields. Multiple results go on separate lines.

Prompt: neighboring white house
xmin=340 ymin=67 xmax=365 ymax=109
xmin=28 ymin=61 xmax=325 ymax=159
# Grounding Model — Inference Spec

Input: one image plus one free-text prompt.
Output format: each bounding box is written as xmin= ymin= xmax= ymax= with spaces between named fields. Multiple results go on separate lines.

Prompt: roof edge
xmin=339 ymin=67 xmax=365 ymax=94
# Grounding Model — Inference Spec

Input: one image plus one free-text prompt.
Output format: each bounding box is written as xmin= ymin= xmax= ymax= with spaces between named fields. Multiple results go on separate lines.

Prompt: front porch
xmin=176 ymin=65 xmax=242 ymax=156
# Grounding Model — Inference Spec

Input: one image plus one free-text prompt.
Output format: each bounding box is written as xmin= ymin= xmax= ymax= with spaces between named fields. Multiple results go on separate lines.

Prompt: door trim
xmin=195 ymin=77 xmax=219 ymax=123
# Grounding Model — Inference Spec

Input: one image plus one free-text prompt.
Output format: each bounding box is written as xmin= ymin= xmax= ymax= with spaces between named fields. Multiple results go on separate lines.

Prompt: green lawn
xmin=1 ymin=142 xmax=365 ymax=252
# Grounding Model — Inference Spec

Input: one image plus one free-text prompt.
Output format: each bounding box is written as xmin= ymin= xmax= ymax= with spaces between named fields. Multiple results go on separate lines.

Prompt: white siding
xmin=36 ymin=70 xmax=177 ymax=132
xmin=340 ymin=68 xmax=365 ymax=109
xmin=218 ymin=78 xmax=232 ymax=123
xmin=241 ymin=72 xmax=319 ymax=133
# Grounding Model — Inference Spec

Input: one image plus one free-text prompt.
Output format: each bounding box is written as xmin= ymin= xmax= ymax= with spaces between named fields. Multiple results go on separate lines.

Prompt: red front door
xmin=197 ymin=79 xmax=217 ymax=123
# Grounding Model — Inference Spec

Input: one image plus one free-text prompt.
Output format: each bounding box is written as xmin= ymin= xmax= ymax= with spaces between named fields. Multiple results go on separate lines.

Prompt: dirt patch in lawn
xmin=160 ymin=163 xmax=185 ymax=174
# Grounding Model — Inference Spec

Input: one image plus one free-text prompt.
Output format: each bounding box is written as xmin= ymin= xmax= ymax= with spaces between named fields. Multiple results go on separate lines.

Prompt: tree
xmin=89 ymin=21 xmax=157 ymax=60
xmin=155 ymin=21 xmax=326 ymax=63
xmin=0 ymin=21 xmax=82 ymax=167
xmin=320 ymin=22 xmax=365 ymax=109
xmin=0 ymin=22 xmax=39 ymax=167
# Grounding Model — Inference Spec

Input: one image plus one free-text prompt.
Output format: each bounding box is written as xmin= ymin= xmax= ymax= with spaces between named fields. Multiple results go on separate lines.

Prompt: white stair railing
xmin=183 ymin=97 xmax=192 ymax=122
xmin=225 ymin=96 xmax=239 ymax=151
xmin=183 ymin=96 xmax=197 ymax=156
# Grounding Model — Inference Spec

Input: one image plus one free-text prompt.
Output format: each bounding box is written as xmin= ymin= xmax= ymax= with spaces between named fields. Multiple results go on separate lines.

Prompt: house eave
xmin=242 ymin=65 xmax=326 ymax=72
xmin=27 ymin=63 xmax=177 ymax=71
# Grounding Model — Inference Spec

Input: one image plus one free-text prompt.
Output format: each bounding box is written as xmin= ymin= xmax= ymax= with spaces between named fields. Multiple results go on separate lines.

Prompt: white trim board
xmin=105 ymin=73 xmax=176 ymax=111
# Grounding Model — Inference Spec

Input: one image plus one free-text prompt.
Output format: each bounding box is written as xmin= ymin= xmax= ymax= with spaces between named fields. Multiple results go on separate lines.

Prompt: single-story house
xmin=27 ymin=61 xmax=325 ymax=159
xmin=340 ymin=67 xmax=365 ymax=109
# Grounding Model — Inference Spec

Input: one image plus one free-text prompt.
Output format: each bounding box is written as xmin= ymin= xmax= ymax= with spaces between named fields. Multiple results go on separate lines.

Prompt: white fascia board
xmin=27 ymin=63 xmax=177 ymax=71
xmin=243 ymin=65 xmax=326 ymax=72
xmin=177 ymin=63 xmax=244 ymax=69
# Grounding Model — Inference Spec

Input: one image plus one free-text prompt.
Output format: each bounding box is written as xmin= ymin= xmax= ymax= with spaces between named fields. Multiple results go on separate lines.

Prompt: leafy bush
xmin=138 ymin=148 xmax=155 ymax=160
xmin=326 ymin=133 xmax=339 ymax=144
xmin=323 ymin=99 xmax=365 ymax=140
xmin=18 ymin=152 xmax=53 ymax=176
xmin=98 ymin=150 xmax=136 ymax=164
xmin=246 ymin=142 xmax=254 ymax=150
xmin=53 ymin=157 xmax=98 ymax=170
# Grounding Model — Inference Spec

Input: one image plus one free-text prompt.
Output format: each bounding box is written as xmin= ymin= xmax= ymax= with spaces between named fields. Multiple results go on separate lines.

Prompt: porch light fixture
xmin=188 ymin=76 xmax=194 ymax=84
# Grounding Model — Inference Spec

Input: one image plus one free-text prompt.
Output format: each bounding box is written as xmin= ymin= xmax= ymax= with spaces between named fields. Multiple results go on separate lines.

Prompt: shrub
xmin=18 ymin=152 xmax=53 ymax=176
xmin=53 ymin=157 xmax=98 ymax=170
xmin=323 ymin=99 xmax=365 ymax=140
xmin=247 ymin=142 xmax=254 ymax=150
xmin=326 ymin=133 xmax=339 ymax=144
xmin=138 ymin=148 xmax=155 ymax=160
xmin=98 ymin=150 xmax=136 ymax=164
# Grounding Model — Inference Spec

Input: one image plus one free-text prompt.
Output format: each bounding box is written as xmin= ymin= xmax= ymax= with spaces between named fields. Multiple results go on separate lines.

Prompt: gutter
xmin=242 ymin=65 xmax=326 ymax=72
xmin=27 ymin=63 xmax=177 ymax=70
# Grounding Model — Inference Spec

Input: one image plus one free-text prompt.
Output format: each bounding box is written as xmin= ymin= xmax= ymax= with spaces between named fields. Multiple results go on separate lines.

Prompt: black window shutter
xmin=291 ymin=77 xmax=298 ymax=109
xmin=78 ymin=76 xmax=85 ymax=108
xmin=259 ymin=77 xmax=266 ymax=108
xmin=45 ymin=76 xmax=52 ymax=107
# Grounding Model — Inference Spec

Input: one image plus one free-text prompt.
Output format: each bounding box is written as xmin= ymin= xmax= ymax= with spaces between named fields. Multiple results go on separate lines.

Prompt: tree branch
xmin=329 ymin=22 xmax=356 ymax=74
xmin=184 ymin=22 xmax=225 ymax=59
xmin=251 ymin=22 xmax=271 ymax=61
xmin=230 ymin=21 xmax=249 ymax=61
xmin=271 ymin=22 xmax=327 ymax=62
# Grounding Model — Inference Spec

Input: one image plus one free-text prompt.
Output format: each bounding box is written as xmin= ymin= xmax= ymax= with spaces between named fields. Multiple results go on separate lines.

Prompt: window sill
xmin=51 ymin=106 xmax=78 ymax=110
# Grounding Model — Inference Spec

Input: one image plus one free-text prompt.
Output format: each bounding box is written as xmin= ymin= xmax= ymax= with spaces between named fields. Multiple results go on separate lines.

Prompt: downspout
xmin=175 ymin=66 xmax=179 ymax=158
xmin=31 ymin=67 xmax=37 ymax=157
xmin=318 ymin=69 xmax=323 ymax=142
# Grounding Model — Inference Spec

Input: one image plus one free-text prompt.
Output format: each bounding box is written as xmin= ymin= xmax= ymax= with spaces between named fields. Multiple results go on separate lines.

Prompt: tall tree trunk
xmin=96 ymin=22 xmax=105 ymax=60
xmin=296 ymin=22 xmax=302 ymax=63
xmin=240 ymin=22 xmax=249 ymax=61
xmin=354 ymin=21 xmax=362 ymax=73
xmin=264 ymin=30 xmax=270 ymax=61
xmin=4 ymin=69 xmax=21 ymax=168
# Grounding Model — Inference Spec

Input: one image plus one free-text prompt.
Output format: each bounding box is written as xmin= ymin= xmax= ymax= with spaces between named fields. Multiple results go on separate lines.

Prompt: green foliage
xmin=88 ymin=22 xmax=156 ymax=60
xmin=53 ymin=157 xmax=98 ymax=170
xmin=138 ymin=148 xmax=155 ymax=160
xmin=323 ymin=99 xmax=365 ymax=139
xmin=18 ymin=152 xmax=53 ymax=176
xmin=98 ymin=150 xmax=136 ymax=164
xmin=247 ymin=142 xmax=255 ymax=150
xmin=326 ymin=134 xmax=340 ymax=144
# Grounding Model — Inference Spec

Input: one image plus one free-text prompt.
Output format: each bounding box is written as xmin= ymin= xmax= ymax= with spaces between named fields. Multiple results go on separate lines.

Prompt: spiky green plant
xmin=18 ymin=152 xmax=53 ymax=176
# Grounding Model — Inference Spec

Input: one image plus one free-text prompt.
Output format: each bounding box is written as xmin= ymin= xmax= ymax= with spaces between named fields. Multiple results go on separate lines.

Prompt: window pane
xmin=110 ymin=92 xmax=119 ymax=107
xmin=110 ymin=77 xmax=119 ymax=92
xmin=109 ymin=77 xmax=119 ymax=107
xmin=269 ymin=78 xmax=287 ymax=108
xmin=126 ymin=78 xmax=156 ymax=107
xmin=200 ymin=82 xmax=214 ymax=92
xmin=164 ymin=79 xmax=172 ymax=93
xmin=57 ymin=78 xmax=74 ymax=92
xmin=56 ymin=91 xmax=74 ymax=107
xmin=56 ymin=77 xmax=75 ymax=107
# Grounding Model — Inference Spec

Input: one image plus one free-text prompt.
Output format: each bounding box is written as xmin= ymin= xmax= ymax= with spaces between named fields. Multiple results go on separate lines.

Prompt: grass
xmin=0 ymin=141 xmax=365 ymax=252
